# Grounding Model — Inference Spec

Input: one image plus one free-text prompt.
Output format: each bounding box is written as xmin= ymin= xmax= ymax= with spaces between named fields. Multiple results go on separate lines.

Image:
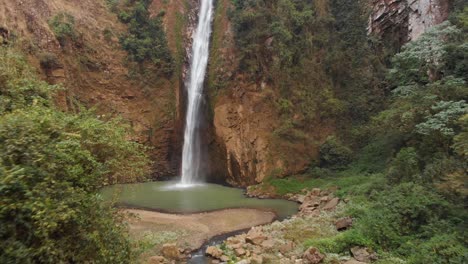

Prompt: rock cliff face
xmin=368 ymin=0 xmax=450 ymax=47
xmin=0 ymin=0 xmax=192 ymax=177
xmin=207 ymin=0 xmax=325 ymax=186
xmin=207 ymin=0 xmax=452 ymax=186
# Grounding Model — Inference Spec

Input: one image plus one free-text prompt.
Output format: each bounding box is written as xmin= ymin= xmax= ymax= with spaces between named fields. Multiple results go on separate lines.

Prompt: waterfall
xmin=180 ymin=0 xmax=214 ymax=185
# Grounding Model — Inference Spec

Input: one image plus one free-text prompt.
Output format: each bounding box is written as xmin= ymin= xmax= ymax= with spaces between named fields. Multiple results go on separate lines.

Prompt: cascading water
xmin=180 ymin=0 xmax=214 ymax=186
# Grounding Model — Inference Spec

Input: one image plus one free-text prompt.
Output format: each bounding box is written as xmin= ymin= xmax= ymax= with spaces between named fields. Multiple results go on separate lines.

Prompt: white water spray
xmin=180 ymin=0 xmax=214 ymax=185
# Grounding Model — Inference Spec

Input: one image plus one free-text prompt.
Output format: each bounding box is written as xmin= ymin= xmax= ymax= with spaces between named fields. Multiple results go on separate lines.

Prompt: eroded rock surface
xmin=369 ymin=0 xmax=450 ymax=46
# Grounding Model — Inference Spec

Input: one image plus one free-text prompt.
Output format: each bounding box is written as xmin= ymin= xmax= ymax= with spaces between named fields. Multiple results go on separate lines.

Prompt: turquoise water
xmin=101 ymin=181 xmax=298 ymax=219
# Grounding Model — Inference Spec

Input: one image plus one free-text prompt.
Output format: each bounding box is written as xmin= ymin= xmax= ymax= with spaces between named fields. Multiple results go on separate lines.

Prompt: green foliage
xmin=229 ymin=0 xmax=384 ymax=129
xmin=389 ymin=22 xmax=461 ymax=85
xmin=453 ymin=114 xmax=468 ymax=158
xmin=304 ymin=229 xmax=374 ymax=254
xmin=119 ymin=0 xmax=174 ymax=77
xmin=387 ymin=147 xmax=421 ymax=183
xmin=416 ymin=100 xmax=467 ymax=137
xmin=0 ymin=48 xmax=56 ymax=114
xmin=49 ymin=13 xmax=77 ymax=46
xmin=0 ymin=47 xmax=150 ymax=262
xmin=319 ymin=136 xmax=353 ymax=169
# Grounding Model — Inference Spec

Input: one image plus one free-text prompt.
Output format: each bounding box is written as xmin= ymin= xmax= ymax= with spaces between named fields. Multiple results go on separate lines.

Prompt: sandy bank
xmin=124 ymin=208 xmax=276 ymax=251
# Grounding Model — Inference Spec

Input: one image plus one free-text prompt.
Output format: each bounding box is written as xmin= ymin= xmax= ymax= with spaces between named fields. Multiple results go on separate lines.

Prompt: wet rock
xmin=350 ymin=247 xmax=377 ymax=263
xmin=161 ymin=243 xmax=180 ymax=260
xmin=322 ymin=198 xmax=340 ymax=211
xmin=251 ymin=254 xmax=264 ymax=264
xmin=335 ymin=217 xmax=353 ymax=231
xmin=148 ymin=255 xmax=166 ymax=264
xmin=206 ymin=246 xmax=223 ymax=259
xmin=302 ymin=247 xmax=324 ymax=264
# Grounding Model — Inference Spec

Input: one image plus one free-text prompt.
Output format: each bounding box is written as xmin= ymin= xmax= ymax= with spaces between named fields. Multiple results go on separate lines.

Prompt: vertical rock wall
xmin=368 ymin=0 xmax=450 ymax=46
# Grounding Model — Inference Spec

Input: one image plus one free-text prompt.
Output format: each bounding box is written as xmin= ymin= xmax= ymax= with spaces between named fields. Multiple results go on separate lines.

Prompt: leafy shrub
xmin=0 ymin=47 xmax=150 ymax=262
xmin=304 ymin=229 xmax=374 ymax=254
xmin=49 ymin=13 xmax=77 ymax=46
xmin=119 ymin=1 xmax=174 ymax=76
xmin=387 ymin=147 xmax=421 ymax=183
xmin=319 ymin=136 xmax=353 ymax=169
xmin=405 ymin=234 xmax=467 ymax=264
xmin=354 ymin=183 xmax=454 ymax=249
xmin=0 ymin=48 xmax=55 ymax=114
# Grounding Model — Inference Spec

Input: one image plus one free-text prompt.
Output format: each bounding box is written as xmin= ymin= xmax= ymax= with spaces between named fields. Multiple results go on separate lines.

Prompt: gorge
xmin=0 ymin=0 xmax=466 ymax=263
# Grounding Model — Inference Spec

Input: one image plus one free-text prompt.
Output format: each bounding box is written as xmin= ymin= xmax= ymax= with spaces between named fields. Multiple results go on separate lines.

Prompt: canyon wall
xmin=206 ymin=0 xmax=453 ymax=186
xmin=368 ymin=0 xmax=450 ymax=47
xmin=0 ymin=0 xmax=192 ymax=177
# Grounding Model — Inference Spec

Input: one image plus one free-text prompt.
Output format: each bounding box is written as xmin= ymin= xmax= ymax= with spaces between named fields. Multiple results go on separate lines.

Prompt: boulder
xmin=246 ymin=230 xmax=267 ymax=245
xmin=235 ymin=247 xmax=247 ymax=257
xmin=206 ymin=246 xmax=223 ymax=259
xmin=251 ymin=254 xmax=264 ymax=264
xmin=161 ymin=243 xmax=180 ymax=260
xmin=279 ymin=241 xmax=295 ymax=255
xmin=261 ymin=239 xmax=276 ymax=249
xmin=237 ymin=260 xmax=250 ymax=264
xmin=296 ymin=194 xmax=306 ymax=203
xmin=335 ymin=217 xmax=353 ymax=231
xmin=350 ymin=247 xmax=377 ymax=263
xmin=302 ymin=247 xmax=324 ymax=264
xmin=320 ymin=196 xmax=329 ymax=203
xmin=147 ymin=255 xmax=166 ymax=264
xmin=322 ymin=198 xmax=340 ymax=211
xmin=311 ymin=188 xmax=321 ymax=196
xmin=300 ymin=196 xmax=321 ymax=211
xmin=220 ymin=255 xmax=230 ymax=262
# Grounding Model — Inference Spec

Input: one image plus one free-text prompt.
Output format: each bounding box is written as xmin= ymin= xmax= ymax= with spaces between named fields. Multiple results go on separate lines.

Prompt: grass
xmin=266 ymin=170 xmax=386 ymax=198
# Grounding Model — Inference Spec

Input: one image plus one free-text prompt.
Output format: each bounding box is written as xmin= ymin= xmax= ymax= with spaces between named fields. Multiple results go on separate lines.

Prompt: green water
xmin=101 ymin=181 xmax=298 ymax=219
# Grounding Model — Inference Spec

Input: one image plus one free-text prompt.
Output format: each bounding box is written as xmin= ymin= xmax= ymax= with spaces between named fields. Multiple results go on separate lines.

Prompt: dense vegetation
xmin=238 ymin=2 xmax=467 ymax=263
xmin=229 ymin=0 xmax=385 ymax=130
xmin=0 ymin=47 xmax=150 ymax=263
xmin=112 ymin=0 xmax=174 ymax=77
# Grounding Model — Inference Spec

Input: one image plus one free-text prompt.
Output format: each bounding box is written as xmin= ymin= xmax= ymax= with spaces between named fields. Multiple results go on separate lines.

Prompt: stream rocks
xmin=161 ymin=243 xmax=181 ymax=260
xmin=287 ymin=188 xmax=341 ymax=217
xmin=206 ymin=246 xmax=224 ymax=259
xmin=302 ymin=247 xmax=325 ymax=264
xmin=350 ymin=247 xmax=378 ymax=263
xmin=205 ymin=187 xmax=380 ymax=264
xmin=335 ymin=217 xmax=353 ymax=231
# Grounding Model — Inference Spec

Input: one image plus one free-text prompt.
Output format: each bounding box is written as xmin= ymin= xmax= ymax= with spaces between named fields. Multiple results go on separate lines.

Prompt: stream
xmin=101 ymin=181 xmax=298 ymax=263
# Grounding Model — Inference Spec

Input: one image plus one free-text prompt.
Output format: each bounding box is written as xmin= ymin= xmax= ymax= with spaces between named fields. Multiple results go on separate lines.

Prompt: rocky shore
xmin=203 ymin=187 xmax=376 ymax=264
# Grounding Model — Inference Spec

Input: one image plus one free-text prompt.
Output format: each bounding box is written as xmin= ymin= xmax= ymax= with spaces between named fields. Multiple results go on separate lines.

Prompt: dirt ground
xmin=124 ymin=208 xmax=275 ymax=252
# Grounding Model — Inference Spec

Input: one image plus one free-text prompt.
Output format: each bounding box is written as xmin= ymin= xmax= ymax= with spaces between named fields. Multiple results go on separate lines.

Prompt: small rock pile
xmin=147 ymin=243 xmax=188 ymax=264
xmin=205 ymin=186 xmax=378 ymax=264
xmin=285 ymin=188 xmax=342 ymax=217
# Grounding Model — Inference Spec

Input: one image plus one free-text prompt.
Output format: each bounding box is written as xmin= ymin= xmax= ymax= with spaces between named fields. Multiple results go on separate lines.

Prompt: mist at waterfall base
xmin=179 ymin=0 xmax=214 ymax=186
